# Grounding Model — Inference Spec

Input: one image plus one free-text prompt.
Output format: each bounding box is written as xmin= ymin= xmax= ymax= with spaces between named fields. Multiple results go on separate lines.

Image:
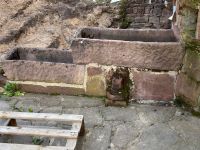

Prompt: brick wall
xmin=126 ymin=0 xmax=173 ymax=29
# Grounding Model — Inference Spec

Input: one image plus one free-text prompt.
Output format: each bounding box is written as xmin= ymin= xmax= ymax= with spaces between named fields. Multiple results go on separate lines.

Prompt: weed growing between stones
xmin=3 ymin=82 xmax=24 ymax=97
xmin=32 ymin=136 xmax=44 ymax=145
xmin=185 ymin=39 xmax=200 ymax=54
xmin=174 ymin=96 xmax=200 ymax=118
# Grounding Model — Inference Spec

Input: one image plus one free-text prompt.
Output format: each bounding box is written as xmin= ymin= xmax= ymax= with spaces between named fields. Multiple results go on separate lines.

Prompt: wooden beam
xmin=0 ymin=126 xmax=78 ymax=139
xmin=0 ymin=111 xmax=83 ymax=123
xmin=0 ymin=143 xmax=68 ymax=150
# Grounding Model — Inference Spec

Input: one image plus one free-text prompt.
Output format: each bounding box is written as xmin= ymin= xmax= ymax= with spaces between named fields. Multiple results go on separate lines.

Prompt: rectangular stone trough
xmin=1 ymin=47 xmax=86 ymax=95
xmin=71 ymin=27 xmax=184 ymax=71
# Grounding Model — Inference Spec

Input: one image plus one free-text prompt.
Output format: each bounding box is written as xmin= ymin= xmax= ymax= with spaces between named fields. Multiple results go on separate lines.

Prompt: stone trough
xmin=0 ymin=47 xmax=86 ymax=95
xmin=0 ymin=27 xmax=185 ymax=103
xmin=71 ymin=27 xmax=184 ymax=71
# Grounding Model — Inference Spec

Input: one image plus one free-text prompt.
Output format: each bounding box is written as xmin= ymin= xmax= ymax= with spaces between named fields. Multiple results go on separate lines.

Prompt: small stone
xmin=93 ymin=6 xmax=103 ymax=16
xmin=0 ymin=87 xmax=4 ymax=93
xmin=97 ymin=13 xmax=113 ymax=28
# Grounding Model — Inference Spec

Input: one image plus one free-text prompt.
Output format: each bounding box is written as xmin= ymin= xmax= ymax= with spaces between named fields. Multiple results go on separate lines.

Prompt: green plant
xmin=28 ymin=107 xmax=33 ymax=112
xmin=119 ymin=0 xmax=130 ymax=29
xmin=32 ymin=137 xmax=44 ymax=145
xmin=3 ymin=82 xmax=24 ymax=97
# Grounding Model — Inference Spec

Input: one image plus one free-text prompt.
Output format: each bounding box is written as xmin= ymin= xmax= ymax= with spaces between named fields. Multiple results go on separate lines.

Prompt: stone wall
xmin=175 ymin=0 xmax=200 ymax=109
xmin=126 ymin=0 xmax=173 ymax=29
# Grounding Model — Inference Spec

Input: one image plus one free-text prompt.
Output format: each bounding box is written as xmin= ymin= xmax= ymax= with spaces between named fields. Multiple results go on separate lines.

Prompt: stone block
xmin=2 ymin=60 xmax=85 ymax=85
xmin=72 ymin=36 xmax=183 ymax=71
xmin=132 ymin=71 xmax=175 ymax=101
xmin=137 ymin=6 xmax=145 ymax=15
xmin=14 ymin=81 xmax=85 ymax=95
xmin=182 ymin=50 xmax=200 ymax=82
xmin=86 ymin=66 xmax=106 ymax=96
xmin=134 ymin=16 xmax=149 ymax=23
xmin=149 ymin=16 xmax=160 ymax=24
xmin=176 ymin=73 xmax=200 ymax=106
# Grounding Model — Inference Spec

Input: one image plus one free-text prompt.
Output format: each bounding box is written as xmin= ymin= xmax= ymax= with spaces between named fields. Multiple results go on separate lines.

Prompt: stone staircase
xmin=0 ymin=27 xmax=184 ymax=103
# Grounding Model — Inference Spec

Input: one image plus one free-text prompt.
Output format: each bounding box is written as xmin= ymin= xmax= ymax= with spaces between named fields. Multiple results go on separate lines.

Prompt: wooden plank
xmin=0 ymin=143 xmax=68 ymax=150
xmin=65 ymin=122 xmax=81 ymax=149
xmin=0 ymin=126 xmax=78 ymax=139
xmin=0 ymin=111 xmax=83 ymax=123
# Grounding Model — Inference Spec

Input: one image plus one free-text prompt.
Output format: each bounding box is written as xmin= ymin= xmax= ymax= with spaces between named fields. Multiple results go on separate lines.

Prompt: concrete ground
xmin=0 ymin=93 xmax=200 ymax=150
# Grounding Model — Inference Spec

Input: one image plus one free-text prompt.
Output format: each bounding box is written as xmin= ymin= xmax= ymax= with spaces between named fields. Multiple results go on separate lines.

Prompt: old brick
xmin=132 ymin=71 xmax=175 ymax=101
xmin=145 ymin=6 xmax=151 ymax=14
xmin=149 ymin=16 xmax=160 ymax=23
xmin=176 ymin=73 xmax=200 ymax=106
xmin=133 ymin=7 xmax=137 ymax=14
xmin=137 ymin=7 xmax=145 ymax=15
xmin=134 ymin=16 xmax=149 ymax=23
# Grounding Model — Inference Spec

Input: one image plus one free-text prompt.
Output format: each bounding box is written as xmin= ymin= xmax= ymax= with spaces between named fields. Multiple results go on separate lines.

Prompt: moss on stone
xmin=119 ymin=0 xmax=131 ymax=29
xmin=185 ymin=39 xmax=200 ymax=54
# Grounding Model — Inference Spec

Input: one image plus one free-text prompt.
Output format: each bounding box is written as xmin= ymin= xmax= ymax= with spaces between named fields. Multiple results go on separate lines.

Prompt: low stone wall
xmin=126 ymin=0 xmax=173 ymax=29
xmin=174 ymin=0 xmax=200 ymax=109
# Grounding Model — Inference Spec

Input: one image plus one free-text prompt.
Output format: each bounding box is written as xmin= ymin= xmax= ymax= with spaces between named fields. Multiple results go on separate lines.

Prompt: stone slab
xmin=71 ymin=38 xmax=183 ymax=71
xmin=13 ymin=81 xmax=85 ymax=96
xmin=2 ymin=60 xmax=85 ymax=85
xmin=182 ymin=50 xmax=200 ymax=82
xmin=176 ymin=73 xmax=200 ymax=106
xmin=86 ymin=66 xmax=106 ymax=96
xmin=132 ymin=71 xmax=175 ymax=101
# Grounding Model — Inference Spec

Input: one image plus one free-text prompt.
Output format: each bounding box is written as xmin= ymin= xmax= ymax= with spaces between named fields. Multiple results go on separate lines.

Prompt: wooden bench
xmin=0 ymin=111 xmax=85 ymax=150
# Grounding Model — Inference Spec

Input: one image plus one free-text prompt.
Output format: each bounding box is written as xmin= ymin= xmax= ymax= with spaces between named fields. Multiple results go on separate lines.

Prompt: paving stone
xmin=79 ymin=125 xmax=111 ymax=150
xmin=0 ymin=100 xmax=10 ymax=111
xmin=60 ymin=95 xmax=104 ymax=108
xmin=41 ymin=106 xmax=63 ymax=113
xmin=168 ymin=116 xmax=200 ymax=150
xmin=2 ymin=94 xmax=200 ymax=150
xmin=63 ymin=107 xmax=103 ymax=128
xmin=135 ymin=104 xmax=176 ymax=125
xmin=15 ymin=99 xmax=42 ymax=112
xmin=111 ymin=123 xmax=139 ymax=150
xmin=127 ymin=123 xmax=186 ymax=150
xmin=101 ymin=106 xmax=138 ymax=122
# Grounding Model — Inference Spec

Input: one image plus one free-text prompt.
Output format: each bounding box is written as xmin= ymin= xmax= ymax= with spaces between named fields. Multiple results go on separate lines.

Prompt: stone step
xmin=9 ymin=80 xmax=85 ymax=96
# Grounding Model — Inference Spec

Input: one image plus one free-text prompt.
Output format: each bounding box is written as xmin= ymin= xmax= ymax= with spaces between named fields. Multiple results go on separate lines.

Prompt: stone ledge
xmin=9 ymin=80 xmax=85 ymax=96
xmin=2 ymin=60 xmax=85 ymax=85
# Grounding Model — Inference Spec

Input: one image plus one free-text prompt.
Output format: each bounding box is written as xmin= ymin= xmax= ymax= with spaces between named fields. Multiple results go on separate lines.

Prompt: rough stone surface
xmin=86 ymin=66 xmax=106 ymax=96
xmin=176 ymin=73 xmax=200 ymax=106
xmin=0 ymin=94 xmax=200 ymax=150
xmin=196 ymin=8 xmax=200 ymax=39
xmin=71 ymin=38 xmax=183 ymax=71
xmin=182 ymin=50 xmax=200 ymax=82
xmin=132 ymin=71 xmax=175 ymax=101
xmin=17 ymin=81 xmax=85 ymax=95
xmin=126 ymin=0 xmax=172 ymax=29
xmin=1 ymin=94 xmax=200 ymax=150
xmin=2 ymin=60 xmax=85 ymax=85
